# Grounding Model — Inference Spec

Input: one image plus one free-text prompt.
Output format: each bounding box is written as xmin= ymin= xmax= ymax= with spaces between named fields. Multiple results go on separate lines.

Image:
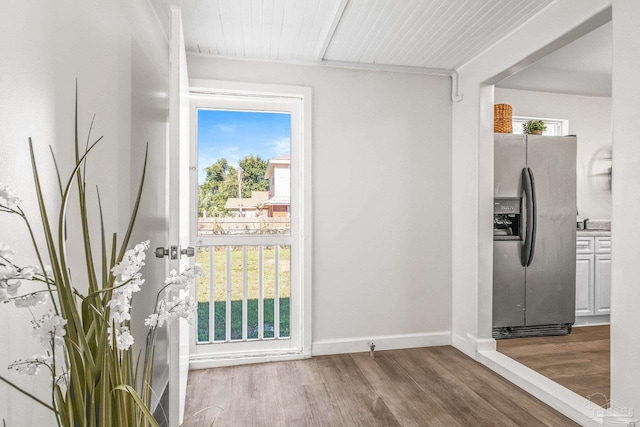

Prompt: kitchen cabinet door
xmin=575 ymin=254 xmax=594 ymax=316
xmin=595 ymin=253 xmax=611 ymax=315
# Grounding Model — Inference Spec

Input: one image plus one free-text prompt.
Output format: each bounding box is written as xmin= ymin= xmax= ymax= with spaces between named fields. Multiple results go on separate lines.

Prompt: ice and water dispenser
xmin=493 ymin=198 xmax=522 ymax=240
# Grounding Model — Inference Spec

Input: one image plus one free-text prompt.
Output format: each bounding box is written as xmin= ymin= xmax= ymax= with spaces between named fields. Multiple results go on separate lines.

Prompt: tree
xmin=239 ymin=155 xmax=268 ymax=196
xmin=198 ymin=155 xmax=269 ymax=217
xmin=199 ymin=158 xmax=237 ymax=216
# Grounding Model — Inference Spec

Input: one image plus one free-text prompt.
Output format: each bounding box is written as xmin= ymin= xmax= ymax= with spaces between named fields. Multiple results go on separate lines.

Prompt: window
xmin=512 ymin=116 xmax=569 ymax=136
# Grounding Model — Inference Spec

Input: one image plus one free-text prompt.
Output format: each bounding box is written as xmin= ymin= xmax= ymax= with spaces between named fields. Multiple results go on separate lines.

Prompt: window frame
xmin=512 ymin=116 xmax=569 ymax=136
xmin=187 ymin=79 xmax=313 ymax=367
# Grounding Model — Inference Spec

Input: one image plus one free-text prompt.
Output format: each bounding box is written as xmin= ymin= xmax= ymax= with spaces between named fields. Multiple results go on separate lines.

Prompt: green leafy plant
xmin=523 ymin=119 xmax=547 ymax=134
xmin=0 ymin=90 xmax=201 ymax=426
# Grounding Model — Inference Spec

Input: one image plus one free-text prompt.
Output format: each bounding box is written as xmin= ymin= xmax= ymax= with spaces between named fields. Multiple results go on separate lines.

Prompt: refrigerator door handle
xmin=520 ymin=168 xmax=538 ymax=267
xmin=521 ymin=168 xmax=534 ymax=266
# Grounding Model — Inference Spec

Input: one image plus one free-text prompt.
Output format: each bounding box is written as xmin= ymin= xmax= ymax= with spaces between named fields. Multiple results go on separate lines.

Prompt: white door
xmin=188 ymin=83 xmax=312 ymax=365
xmin=168 ymin=6 xmax=191 ymax=426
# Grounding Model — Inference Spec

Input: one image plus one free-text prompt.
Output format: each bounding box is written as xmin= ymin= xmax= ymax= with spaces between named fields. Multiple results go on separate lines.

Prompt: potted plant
xmin=523 ymin=120 xmax=547 ymax=135
xmin=0 ymin=91 xmax=201 ymax=426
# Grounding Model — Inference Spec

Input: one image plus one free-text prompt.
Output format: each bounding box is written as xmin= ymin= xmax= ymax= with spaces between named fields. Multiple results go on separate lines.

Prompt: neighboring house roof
xmin=264 ymin=155 xmax=290 ymax=179
xmin=265 ymin=195 xmax=290 ymax=206
xmin=225 ymin=190 xmax=269 ymax=210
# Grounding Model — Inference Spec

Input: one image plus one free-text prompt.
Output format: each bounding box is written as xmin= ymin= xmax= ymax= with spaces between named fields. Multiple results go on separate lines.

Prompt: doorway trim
xmin=187 ymin=79 xmax=313 ymax=369
xmin=451 ymin=4 xmax=612 ymax=425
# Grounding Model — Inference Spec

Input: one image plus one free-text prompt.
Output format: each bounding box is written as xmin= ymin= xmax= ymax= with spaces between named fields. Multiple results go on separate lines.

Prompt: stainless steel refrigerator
xmin=493 ymin=134 xmax=576 ymax=339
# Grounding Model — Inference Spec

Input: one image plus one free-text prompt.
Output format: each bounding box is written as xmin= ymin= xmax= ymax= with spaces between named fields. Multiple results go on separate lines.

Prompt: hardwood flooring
xmin=183 ymin=346 xmax=578 ymax=426
xmin=497 ymin=325 xmax=610 ymax=407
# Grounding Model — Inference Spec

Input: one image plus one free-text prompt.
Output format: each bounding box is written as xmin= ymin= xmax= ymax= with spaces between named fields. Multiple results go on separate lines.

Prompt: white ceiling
xmin=497 ymin=21 xmax=612 ymax=97
xmin=152 ymin=0 xmax=556 ymax=71
xmin=151 ymin=0 xmax=611 ymax=97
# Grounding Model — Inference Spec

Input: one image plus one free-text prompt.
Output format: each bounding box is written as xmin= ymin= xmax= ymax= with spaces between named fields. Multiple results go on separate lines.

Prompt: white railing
xmin=196 ymin=244 xmax=290 ymax=344
xmin=197 ymin=217 xmax=290 ymax=235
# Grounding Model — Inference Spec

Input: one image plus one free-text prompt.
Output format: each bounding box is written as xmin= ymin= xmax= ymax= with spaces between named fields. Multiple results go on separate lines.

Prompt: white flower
xmin=110 ymin=241 xmax=149 ymax=283
xmin=33 ymin=312 xmax=67 ymax=348
xmin=0 ymin=185 xmax=21 ymax=209
xmin=9 ymin=354 xmax=51 ymax=376
xmin=148 ymin=264 xmax=202 ymax=330
xmin=108 ymin=326 xmax=135 ymax=351
xmin=0 ymin=287 xmax=7 ymax=303
xmin=117 ymin=330 xmax=135 ymax=350
xmin=6 ymin=280 xmax=21 ymax=295
xmin=0 ymin=243 xmax=14 ymax=261
xmin=110 ymin=311 xmax=131 ymax=323
xmin=0 ymin=264 xmax=18 ymax=280
xmin=144 ymin=313 xmax=159 ymax=328
xmin=18 ymin=266 xmax=36 ymax=280
xmin=14 ymin=292 xmax=48 ymax=308
xmin=106 ymin=241 xmax=150 ymax=349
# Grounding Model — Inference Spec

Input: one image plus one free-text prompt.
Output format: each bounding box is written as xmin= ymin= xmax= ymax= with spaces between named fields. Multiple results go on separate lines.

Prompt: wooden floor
xmin=183 ymin=346 xmax=578 ymax=426
xmin=497 ymin=325 xmax=610 ymax=407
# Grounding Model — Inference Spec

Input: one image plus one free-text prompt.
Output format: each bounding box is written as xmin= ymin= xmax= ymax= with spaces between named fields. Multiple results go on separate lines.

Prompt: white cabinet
xmin=575 ymin=254 xmax=594 ymax=316
xmin=594 ymin=253 xmax=611 ymax=315
xmin=575 ymin=235 xmax=611 ymax=323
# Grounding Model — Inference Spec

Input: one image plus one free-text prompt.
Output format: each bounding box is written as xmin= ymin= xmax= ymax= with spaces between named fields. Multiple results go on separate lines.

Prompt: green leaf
xmin=113 ymin=384 xmax=160 ymax=427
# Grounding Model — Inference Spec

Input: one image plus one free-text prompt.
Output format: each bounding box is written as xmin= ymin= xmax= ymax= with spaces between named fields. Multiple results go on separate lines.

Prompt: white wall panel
xmin=0 ymin=0 xmax=170 ymax=425
xmin=187 ymin=55 xmax=453 ymax=350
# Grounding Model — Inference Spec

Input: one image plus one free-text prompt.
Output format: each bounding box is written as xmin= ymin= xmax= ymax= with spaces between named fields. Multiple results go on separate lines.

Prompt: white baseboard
xmin=311 ymin=331 xmax=451 ymax=356
xmin=476 ymin=350 xmax=601 ymax=426
xmin=452 ymin=332 xmax=496 ymax=358
xmin=189 ymin=350 xmax=311 ymax=370
xmin=574 ymin=315 xmax=610 ymax=327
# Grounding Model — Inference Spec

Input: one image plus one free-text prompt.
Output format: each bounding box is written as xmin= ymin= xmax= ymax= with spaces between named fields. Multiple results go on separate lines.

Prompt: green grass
xmin=197 ymin=298 xmax=290 ymax=342
xmin=197 ymin=246 xmax=290 ymax=302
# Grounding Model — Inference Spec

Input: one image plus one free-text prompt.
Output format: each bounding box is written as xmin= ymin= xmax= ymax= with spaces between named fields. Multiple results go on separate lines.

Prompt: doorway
xmin=491 ymin=20 xmax=612 ymax=407
xmin=188 ymin=86 xmax=312 ymax=365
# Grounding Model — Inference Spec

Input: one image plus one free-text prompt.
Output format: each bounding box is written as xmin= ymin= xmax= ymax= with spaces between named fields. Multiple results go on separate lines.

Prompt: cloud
xmin=216 ymin=123 xmax=235 ymax=133
xmin=268 ymin=137 xmax=291 ymax=157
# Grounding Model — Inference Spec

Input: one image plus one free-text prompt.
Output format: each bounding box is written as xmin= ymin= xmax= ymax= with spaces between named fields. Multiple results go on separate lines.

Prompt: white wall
xmin=451 ymin=0 xmax=635 ymax=421
xmin=611 ymin=0 xmax=640 ymax=413
xmin=495 ymin=88 xmax=612 ymax=220
xmin=187 ymin=56 xmax=453 ymax=352
xmin=0 ymin=1 xmax=169 ymax=425
xmin=451 ymin=0 xmax=611 ymax=356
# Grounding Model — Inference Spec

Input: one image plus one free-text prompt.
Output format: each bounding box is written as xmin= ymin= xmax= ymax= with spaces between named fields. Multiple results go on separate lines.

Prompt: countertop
xmin=576 ymin=229 xmax=611 ymax=237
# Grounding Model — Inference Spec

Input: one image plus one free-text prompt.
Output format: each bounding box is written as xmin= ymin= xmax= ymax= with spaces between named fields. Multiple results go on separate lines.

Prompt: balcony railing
xmin=196 ymin=244 xmax=291 ymax=343
xmin=198 ymin=217 xmax=290 ymax=235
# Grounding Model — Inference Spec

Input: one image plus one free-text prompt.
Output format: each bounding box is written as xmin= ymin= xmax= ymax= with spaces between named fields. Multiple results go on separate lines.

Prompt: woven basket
xmin=494 ymin=104 xmax=512 ymax=133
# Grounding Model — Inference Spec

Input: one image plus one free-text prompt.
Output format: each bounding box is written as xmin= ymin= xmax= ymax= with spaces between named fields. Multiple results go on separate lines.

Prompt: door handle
xmin=521 ymin=168 xmax=533 ymax=267
xmin=521 ymin=168 xmax=537 ymax=267
xmin=155 ymin=245 xmax=179 ymax=260
xmin=155 ymin=246 xmax=194 ymax=259
xmin=181 ymin=246 xmax=195 ymax=257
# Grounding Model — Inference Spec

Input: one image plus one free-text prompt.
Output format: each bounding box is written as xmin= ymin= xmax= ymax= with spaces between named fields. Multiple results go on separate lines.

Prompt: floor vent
xmin=492 ymin=323 xmax=573 ymax=339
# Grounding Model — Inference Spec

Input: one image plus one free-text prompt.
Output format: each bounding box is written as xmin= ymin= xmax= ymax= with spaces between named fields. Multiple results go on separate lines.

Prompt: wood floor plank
xmin=315 ymin=354 xmax=401 ymax=426
xmin=497 ymin=325 xmax=611 ymax=405
xmin=350 ymin=351 xmax=463 ymax=426
xmin=392 ymin=348 xmax=522 ymax=426
xmin=426 ymin=346 xmax=579 ymax=427
xmin=183 ymin=346 xmax=579 ymax=426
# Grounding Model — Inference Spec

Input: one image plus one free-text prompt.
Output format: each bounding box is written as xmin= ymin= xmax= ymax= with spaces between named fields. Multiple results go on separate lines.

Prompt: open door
xmin=168 ymin=6 xmax=191 ymax=426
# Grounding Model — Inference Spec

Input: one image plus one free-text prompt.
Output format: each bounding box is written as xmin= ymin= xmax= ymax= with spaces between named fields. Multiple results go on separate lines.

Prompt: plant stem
xmin=0 ymin=375 xmax=56 ymax=412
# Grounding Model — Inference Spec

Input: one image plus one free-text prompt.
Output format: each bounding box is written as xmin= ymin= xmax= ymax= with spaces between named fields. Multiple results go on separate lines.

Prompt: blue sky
xmin=197 ymin=109 xmax=291 ymax=184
